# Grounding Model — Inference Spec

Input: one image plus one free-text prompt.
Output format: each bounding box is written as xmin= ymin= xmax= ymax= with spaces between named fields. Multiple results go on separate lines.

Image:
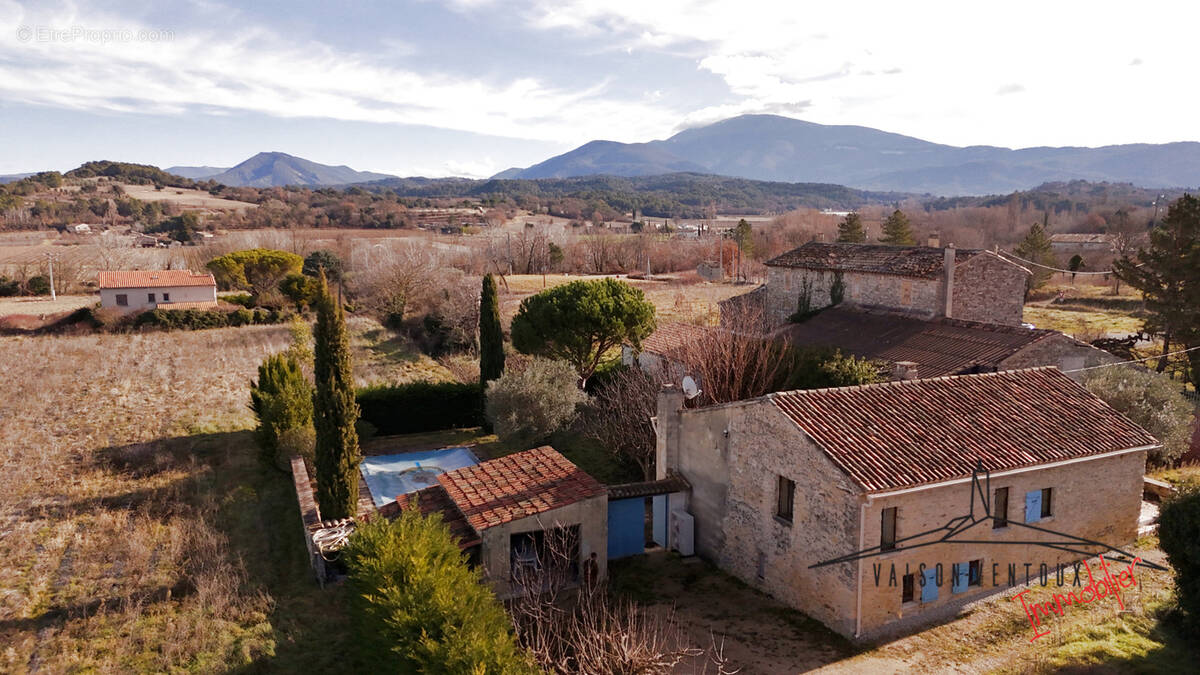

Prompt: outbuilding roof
xmin=774 ymin=307 xmax=1057 ymax=378
xmin=98 ymin=270 xmax=216 ymax=289
xmin=391 ymin=446 xmax=605 ymax=547
xmin=640 ymin=323 xmax=712 ymax=358
xmin=765 ymin=242 xmax=980 ymax=278
xmin=770 ymin=368 xmax=1159 ymax=492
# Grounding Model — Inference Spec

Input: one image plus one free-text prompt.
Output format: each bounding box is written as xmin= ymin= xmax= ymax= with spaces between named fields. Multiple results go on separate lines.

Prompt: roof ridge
xmin=772 ymin=365 xmax=1061 ymax=399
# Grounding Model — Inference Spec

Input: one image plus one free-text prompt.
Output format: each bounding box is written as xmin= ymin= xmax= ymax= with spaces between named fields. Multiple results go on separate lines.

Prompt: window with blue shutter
xmin=951 ymin=563 xmax=969 ymax=593
xmin=921 ymin=567 xmax=938 ymax=603
xmin=1025 ymin=490 xmax=1042 ymax=523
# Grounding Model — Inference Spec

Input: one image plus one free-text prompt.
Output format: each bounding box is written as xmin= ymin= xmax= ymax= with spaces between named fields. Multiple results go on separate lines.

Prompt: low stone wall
xmin=290 ymin=456 xmax=327 ymax=583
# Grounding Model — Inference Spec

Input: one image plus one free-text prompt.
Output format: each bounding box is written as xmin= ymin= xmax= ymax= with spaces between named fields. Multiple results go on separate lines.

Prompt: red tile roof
xmin=771 ymin=368 xmax=1159 ymax=492
xmin=393 ymin=486 xmax=482 ymax=549
xmin=641 ymin=323 xmax=712 ymax=358
xmin=391 ymin=446 xmax=605 ymax=547
xmin=775 ymin=308 xmax=1058 ymax=377
xmin=98 ymin=270 xmax=216 ymax=289
xmin=438 ymin=446 xmax=605 ymax=532
xmin=765 ymin=242 xmax=980 ymax=278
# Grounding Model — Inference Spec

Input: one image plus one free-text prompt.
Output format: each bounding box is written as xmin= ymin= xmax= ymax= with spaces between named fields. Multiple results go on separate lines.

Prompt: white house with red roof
xmin=98 ymin=270 xmax=218 ymax=312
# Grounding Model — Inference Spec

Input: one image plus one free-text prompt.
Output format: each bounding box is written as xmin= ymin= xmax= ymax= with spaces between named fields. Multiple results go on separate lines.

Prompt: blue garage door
xmin=607 ymin=498 xmax=645 ymax=559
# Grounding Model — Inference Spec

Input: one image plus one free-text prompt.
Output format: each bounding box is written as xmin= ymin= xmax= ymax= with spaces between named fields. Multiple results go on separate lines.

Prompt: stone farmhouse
xmin=761 ymin=241 xmax=1030 ymax=327
xmin=652 ymin=368 xmax=1158 ymax=639
xmin=98 ymin=270 xmax=218 ymax=312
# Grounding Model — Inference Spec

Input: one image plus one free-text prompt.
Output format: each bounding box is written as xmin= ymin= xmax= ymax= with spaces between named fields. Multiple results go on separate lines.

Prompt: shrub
xmin=1158 ymin=487 xmax=1200 ymax=628
xmin=132 ymin=307 xmax=291 ymax=332
xmin=342 ymin=512 xmax=532 ymax=673
xmin=485 ymin=357 xmax=587 ymax=447
xmin=249 ymin=353 xmax=314 ymax=470
xmin=1084 ymin=367 xmax=1194 ymax=465
xmin=357 ymin=381 xmax=484 ymax=435
xmin=0 ymin=275 xmax=18 ymax=296
xmin=26 ymin=275 xmax=51 ymax=296
xmin=224 ymin=293 xmax=255 ymax=308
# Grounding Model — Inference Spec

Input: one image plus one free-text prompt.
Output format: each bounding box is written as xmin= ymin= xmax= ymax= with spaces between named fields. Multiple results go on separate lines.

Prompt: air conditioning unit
xmin=669 ymin=509 xmax=695 ymax=557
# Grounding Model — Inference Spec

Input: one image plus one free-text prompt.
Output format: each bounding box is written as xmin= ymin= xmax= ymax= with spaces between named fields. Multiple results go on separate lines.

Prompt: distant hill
xmin=365 ymin=172 xmax=909 ymax=218
xmin=164 ymin=165 xmax=228 ymax=180
xmin=205 ymin=152 xmax=394 ymax=187
xmin=0 ymin=173 xmax=33 ymax=184
xmin=503 ymin=114 xmax=1200 ymax=195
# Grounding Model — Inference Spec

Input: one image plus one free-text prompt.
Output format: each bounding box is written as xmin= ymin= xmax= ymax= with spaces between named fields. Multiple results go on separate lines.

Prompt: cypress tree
xmin=313 ymin=269 xmax=361 ymax=520
xmin=836 ymin=212 xmax=866 ymax=243
xmin=880 ymin=209 xmax=916 ymax=246
xmin=478 ymin=274 xmax=504 ymax=386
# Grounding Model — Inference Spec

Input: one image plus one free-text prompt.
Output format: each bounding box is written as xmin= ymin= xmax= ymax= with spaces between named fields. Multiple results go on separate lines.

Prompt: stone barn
xmin=762 ymin=242 xmax=1030 ymax=327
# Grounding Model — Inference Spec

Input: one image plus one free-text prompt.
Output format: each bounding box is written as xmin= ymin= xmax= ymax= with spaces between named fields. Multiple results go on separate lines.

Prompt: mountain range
xmin=166 ymin=152 xmax=393 ymax=187
xmin=502 ymin=115 xmax=1200 ymax=195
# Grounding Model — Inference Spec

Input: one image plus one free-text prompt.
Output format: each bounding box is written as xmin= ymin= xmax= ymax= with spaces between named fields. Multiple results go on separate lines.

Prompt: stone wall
xmin=1001 ymin=335 xmax=1123 ymax=380
xmin=764 ymin=266 xmax=942 ymax=326
xmin=478 ymin=494 xmax=608 ymax=599
xmin=659 ymin=392 xmax=864 ymax=636
xmin=855 ymin=448 xmax=1146 ymax=639
xmin=951 ymin=253 xmax=1028 ymax=326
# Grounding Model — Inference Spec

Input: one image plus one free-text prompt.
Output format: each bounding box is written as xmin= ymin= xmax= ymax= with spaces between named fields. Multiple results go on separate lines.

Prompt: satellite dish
xmin=682 ymin=375 xmax=701 ymax=399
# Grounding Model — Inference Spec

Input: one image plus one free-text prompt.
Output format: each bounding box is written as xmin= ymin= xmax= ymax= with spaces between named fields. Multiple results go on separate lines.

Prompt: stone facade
xmin=950 ymin=253 xmax=1027 ymax=326
xmin=999 ymin=333 xmax=1123 ymax=379
xmin=478 ymin=494 xmax=608 ymax=599
xmin=763 ymin=249 xmax=1029 ymax=327
xmin=656 ymin=388 xmax=1149 ymax=640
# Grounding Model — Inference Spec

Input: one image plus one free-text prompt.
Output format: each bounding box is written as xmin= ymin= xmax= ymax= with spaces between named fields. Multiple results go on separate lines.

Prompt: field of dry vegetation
xmin=0 ymin=325 xmax=380 ymax=672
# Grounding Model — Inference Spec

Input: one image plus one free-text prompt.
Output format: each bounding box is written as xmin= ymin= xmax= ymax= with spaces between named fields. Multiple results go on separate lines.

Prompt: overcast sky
xmin=1 ymin=0 xmax=1197 ymax=177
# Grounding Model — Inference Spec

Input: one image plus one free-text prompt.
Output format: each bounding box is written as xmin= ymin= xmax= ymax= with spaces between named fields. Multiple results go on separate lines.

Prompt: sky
xmin=1 ymin=0 xmax=1198 ymax=177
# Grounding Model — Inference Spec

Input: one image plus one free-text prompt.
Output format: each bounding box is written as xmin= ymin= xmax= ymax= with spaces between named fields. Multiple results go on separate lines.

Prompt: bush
xmin=224 ymin=293 xmax=255 ymax=308
xmin=26 ymin=275 xmax=51 ymax=296
xmin=0 ymin=275 xmax=18 ymax=296
xmin=342 ymin=512 xmax=532 ymax=673
xmin=356 ymin=381 xmax=484 ymax=435
xmin=249 ymin=353 xmax=314 ymax=470
xmin=485 ymin=357 xmax=587 ymax=447
xmin=1158 ymin=487 xmax=1200 ymax=628
xmin=133 ymin=307 xmax=291 ymax=332
xmin=1084 ymin=367 xmax=1194 ymax=466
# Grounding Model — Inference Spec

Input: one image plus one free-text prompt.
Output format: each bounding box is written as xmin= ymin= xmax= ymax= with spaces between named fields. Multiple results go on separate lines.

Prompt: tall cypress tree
xmin=478 ymin=274 xmax=504 ymax=386
xmin=313 ymin=269 xmax=361 ymax=520
xmin=836 ymin=212 xmax=866 ymax=243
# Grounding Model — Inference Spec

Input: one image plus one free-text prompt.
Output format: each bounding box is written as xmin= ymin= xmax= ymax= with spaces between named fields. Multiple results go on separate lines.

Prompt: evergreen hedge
xmin=356 ymin=381 xmax=484 ymax=435
xmin=134 ymin=307 xmax=289 ymax=330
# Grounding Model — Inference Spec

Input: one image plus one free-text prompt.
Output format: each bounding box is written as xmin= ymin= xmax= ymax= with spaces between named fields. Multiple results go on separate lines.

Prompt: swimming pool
xmin=360 ymin=447 xmax=481 ymax=508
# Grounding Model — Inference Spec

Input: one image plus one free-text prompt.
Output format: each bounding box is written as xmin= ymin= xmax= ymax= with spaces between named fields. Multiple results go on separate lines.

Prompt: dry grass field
xmin=0 ymin=325 xmax=377 ymax=673
xmin=0 ymin=294 xmax=96 ymax=317
xmin=118 ymin=184 xmax=257 ymax=211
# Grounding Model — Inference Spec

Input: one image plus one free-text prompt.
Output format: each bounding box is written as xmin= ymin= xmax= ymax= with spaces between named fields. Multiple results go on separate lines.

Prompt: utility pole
xmin=46 ymin=252 xmax=56 ymax=300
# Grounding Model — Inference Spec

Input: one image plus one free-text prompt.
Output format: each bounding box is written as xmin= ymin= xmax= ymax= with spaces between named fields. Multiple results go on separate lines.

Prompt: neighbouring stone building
xmin=761 ymin=242 xmax=1030 ymax=327
xmin=98 ymin=270 xmax=218 ymax=312
xmin=653 ymin=368 xmax=1158 ymax=639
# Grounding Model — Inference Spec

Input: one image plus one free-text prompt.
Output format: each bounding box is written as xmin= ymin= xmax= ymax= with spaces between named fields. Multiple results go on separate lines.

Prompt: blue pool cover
xmin=360 ymin=447 xmax=481 ymax=507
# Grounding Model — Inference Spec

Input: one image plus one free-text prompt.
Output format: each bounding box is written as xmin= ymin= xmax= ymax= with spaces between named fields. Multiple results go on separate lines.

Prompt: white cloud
xmin=0 ymin=0 xmax=682 ymax=145
xmin=510 ymin=0 xmax=1200 ymax=147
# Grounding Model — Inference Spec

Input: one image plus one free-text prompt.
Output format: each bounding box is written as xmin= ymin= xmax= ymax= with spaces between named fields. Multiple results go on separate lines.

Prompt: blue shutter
xmin=952 ymin=563 xmax=968 ymax=593
xmin=921 ymin=568 xmax=939 ymax=603
xmin=1025 ymin=490 xmax=1042 ymax=523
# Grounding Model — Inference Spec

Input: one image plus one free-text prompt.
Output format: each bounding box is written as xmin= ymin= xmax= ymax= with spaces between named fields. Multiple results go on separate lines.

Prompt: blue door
xmin=1025 ymin=490 xmax=1042 ymax=523
xmin=607 ymin=498 xmax=646 ymax=559
xmin=921 ymin=567 xmax=939 ymax=603
xmin=952 ymin=563 xmax=968 ymax=594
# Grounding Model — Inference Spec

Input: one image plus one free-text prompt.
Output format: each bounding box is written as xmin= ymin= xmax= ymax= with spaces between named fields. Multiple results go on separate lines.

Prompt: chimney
xmin=655 ymin=384 xmax=686 ymax=480
xmin=891 ymin=361 xmax=920 ymax=381
xmin=927 ymin=232 xmax=940 ymax=248
xmin=943 ymin=244 xmax=956 ymax=318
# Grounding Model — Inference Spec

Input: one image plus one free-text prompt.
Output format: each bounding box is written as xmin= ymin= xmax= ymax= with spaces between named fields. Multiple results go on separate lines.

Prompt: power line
xmin=1062 ymin=344 xmax=1200 ymax=373
xmin=997 ymin=250 xmax=1120 ymax=275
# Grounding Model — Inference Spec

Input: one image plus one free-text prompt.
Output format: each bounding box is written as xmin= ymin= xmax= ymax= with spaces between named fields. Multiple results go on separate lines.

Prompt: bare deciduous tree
xmin=578 ymin=364 xmax=665 ymax=480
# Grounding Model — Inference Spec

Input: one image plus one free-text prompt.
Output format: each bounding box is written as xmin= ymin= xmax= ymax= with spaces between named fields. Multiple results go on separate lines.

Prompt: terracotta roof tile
xmin=98 ymin=270 xmax=216 ymax=289
xmin=765 ymin=242 xmax=980 ymax=278
xmin=770 ymin=368 xmax=1159 ymax=492
xmin=437 ymin=446 xmax=606 ymax=532
xmin=641 ymin=323 xmax=712 ymax=358
xmin=393 ymin=485 xmax=481 ymax=549
xmin=775 ymin=307 xmax=1058 ymax=377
